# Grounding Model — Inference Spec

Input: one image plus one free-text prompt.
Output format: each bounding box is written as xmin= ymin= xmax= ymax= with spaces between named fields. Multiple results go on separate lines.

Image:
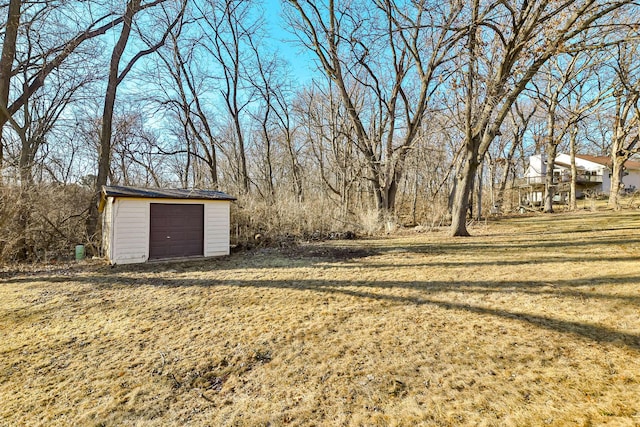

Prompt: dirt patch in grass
xmin=1 ymin=210 xmax=640 ymax=426
xmin=280 ymin=244 xmax=380 ymax=262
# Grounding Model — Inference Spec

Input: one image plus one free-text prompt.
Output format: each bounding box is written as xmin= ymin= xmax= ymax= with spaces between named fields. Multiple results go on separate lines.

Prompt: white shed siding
xmin=112 ymin=198 xmax=149 ymax=264
xmin=205 ymin=201 xmax=231 ymax=256
xmin=102 ymin=197 xmax=114 ymax=260
xmin=104 ymin=196 xmax=231 ymax=264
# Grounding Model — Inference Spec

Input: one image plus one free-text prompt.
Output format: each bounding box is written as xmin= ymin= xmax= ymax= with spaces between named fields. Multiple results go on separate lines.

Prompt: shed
xmin=99 ymin=185 xmax=236 ymax=264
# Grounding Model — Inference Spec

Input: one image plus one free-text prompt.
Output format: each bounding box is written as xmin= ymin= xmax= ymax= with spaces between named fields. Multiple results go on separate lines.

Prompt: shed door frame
xmin=149 ymin=203 xmax=204 ymax=259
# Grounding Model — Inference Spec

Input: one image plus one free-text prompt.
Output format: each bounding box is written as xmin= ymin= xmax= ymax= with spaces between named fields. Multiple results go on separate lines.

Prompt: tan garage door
xmin=149 ymin=203 xmax=204 ymax=259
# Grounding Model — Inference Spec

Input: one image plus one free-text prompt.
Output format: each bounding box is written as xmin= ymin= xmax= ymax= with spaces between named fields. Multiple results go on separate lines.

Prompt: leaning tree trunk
xmin=0 ymin=0 xmax=21 ymax=172
xmin=450 ymin=146 xmax=479 ymax=237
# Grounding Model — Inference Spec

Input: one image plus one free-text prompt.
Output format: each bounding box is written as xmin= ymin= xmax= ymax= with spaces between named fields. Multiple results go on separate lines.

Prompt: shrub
xmin=0 ymin=184 xmax=92 ymax=263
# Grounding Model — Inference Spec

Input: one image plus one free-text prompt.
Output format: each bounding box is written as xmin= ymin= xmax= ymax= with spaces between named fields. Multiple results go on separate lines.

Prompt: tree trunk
xmin=608 ymin=93 xmax=626 ymax=210
xmin=0 ymin=0 xmax=21 ymax=171
xmin=451 ymin=0 xmax=479 ymax=237
xmin=543 ymin=144 xmax=557 ymax=213
xmin=86 ymin=0 xmax=140 ymax=240
xmin=608 ymin=156 xmax=624 ymax=210
xmin=233 ymin=114 xmax=249 ymax=193
xmin=475 ymin=158 xmax=484 ymax=220
xmin=450 ymin=145 xmax=479 ymax=237
xmin=412 ymin=159 xmax=419 ymax=225
xmin=496 ymin=136 xmax=521 ymax=208
xmin=569 ymin=127 xmax=578 ymax=210
xmin=382 ymin=178 xmax=399 ymax=213
xmin=448 ymin=162 xmax=459 ymax=214
xmin=373 ymin=181 xmax=384 ymax=213
xmin=184 ymin=128 xmax=192 ymax=187
xmin=380 ymin=155 xmax=407 ymax=213
xmin=287 ymin=136 xmax=303 ymax=202
xmin=14 ymin=131 xmax=33 ymax=261
xmin=263 ymin=123 xmax=274 ymax=199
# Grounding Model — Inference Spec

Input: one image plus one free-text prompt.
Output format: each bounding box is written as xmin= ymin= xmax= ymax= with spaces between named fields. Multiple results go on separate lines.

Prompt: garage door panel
xmin=149 ymin=203 xmax=204 ymax=259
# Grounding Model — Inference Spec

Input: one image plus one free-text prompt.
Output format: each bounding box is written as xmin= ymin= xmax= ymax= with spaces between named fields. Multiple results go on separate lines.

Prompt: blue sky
xmin=263 ymin=0 xmax=318 ymax=84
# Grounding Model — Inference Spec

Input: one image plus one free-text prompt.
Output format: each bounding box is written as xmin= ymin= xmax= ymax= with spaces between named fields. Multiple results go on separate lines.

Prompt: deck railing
xmin=516 ymin=174 xmax=603 ymax=187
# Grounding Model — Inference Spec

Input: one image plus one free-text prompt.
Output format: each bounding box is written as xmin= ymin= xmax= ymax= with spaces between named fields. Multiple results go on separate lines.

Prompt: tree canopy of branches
xmin=1 ymin=0 xmax=640 ymax=261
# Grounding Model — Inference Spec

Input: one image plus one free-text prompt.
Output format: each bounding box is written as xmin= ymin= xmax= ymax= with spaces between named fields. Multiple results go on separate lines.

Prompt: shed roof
xmin=102 ymin=185 xmax=237 ymax=201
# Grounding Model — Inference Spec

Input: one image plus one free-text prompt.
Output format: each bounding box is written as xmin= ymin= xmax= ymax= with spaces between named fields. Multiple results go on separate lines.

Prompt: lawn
xmin=1 ymin=210 xmax=639 ymax=426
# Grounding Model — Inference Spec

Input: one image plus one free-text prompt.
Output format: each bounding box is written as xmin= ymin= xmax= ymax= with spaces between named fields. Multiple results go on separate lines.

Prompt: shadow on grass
xmin=314 ymin=283 xmax=640 ymax=351
xmin=228 ymin=277 xmax=640 ymax=351
xmin=393 ymin=236 xmax=640 ymax=254
xmin=4 ymin=210 xmax=640 ymax=351
xmin=291 ymin=256 xmax=638 ymax=269
xmin=9 ymin=272 xmax=640 ymax=352
xmin=504 ymin=226 xmax=640 ymax=235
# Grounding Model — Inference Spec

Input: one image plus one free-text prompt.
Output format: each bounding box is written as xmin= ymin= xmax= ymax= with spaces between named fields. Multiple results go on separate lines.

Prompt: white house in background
xmin=99 ymin=185 xmax=236 ymax=265
xmin=518 ymin=153 xmax=640 ymax=205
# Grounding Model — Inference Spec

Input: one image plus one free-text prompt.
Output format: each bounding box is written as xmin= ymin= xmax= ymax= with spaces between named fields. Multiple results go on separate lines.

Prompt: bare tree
xmin=564 ymin=56 xmax=606 ymax=210
xmin=526 ymin=48 xmax=604 ymax=213
xmin=0 ymin=0 xmax=21 ymax=171
xmin=607 ymin=40 xmax=640 ymax=209
xmin=193 ymin=0 xmax=264 ymax=194
xmin=297 ymin=82 xmax=359 ymax=215
xmin=0 ymin=1 xmax=170 ymax=136
xmin=87 ymin=0 xmax=185 ymax=240
xmin=483 ymin=100 xmax=537 ymax=214
xmin=272 ymin=82 xmax=304 ymax=202
xmin=286 ymin=0 xmax=463 ymax=217
xmin=534 ymin=54 xmax=582 ymax=213
xmin=109 ymin=112 xmax=164 ymax=187
xmin=154 ymin=22 xmax=222 ymax=189
xmin=449 ymin=0 xmax=633 ymax=236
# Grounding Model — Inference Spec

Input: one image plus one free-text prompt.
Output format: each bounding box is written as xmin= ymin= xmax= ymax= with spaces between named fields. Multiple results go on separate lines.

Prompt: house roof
xmin=555 ymin=161 xmax=586 ymax=170
xmin=102 ymin=185 xmax=237 ymax=201
xmin=575 ymin=154 xmax=640 ymax=170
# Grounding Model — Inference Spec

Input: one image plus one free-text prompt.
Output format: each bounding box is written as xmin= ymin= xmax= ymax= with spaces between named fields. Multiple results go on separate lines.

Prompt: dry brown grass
xmin=1 ymin=209 xmax=640 ymax=426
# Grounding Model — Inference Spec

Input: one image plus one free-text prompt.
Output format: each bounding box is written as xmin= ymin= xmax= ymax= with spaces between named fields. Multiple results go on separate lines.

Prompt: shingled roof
xmin=575 ymin=154 xmax=640 ymax=170
xmin=102 ymin=185 xmax=237 ymax=201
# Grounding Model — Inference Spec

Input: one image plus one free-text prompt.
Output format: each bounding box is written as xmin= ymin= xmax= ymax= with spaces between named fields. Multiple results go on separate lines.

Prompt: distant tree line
xmin=1 ymin=0 xmax=639 ymax=261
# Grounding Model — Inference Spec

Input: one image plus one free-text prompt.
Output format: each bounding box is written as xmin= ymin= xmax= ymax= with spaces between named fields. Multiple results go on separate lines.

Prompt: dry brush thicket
xmin=1 ymin=210 xmax=639 ymax=426
xmin=0 ymin=178 xmax=515 ymax=263
xmin=0 ymin=184 xmax=92 ymax=263
xmin=0 ymin=179 xmax=619 ymax=264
